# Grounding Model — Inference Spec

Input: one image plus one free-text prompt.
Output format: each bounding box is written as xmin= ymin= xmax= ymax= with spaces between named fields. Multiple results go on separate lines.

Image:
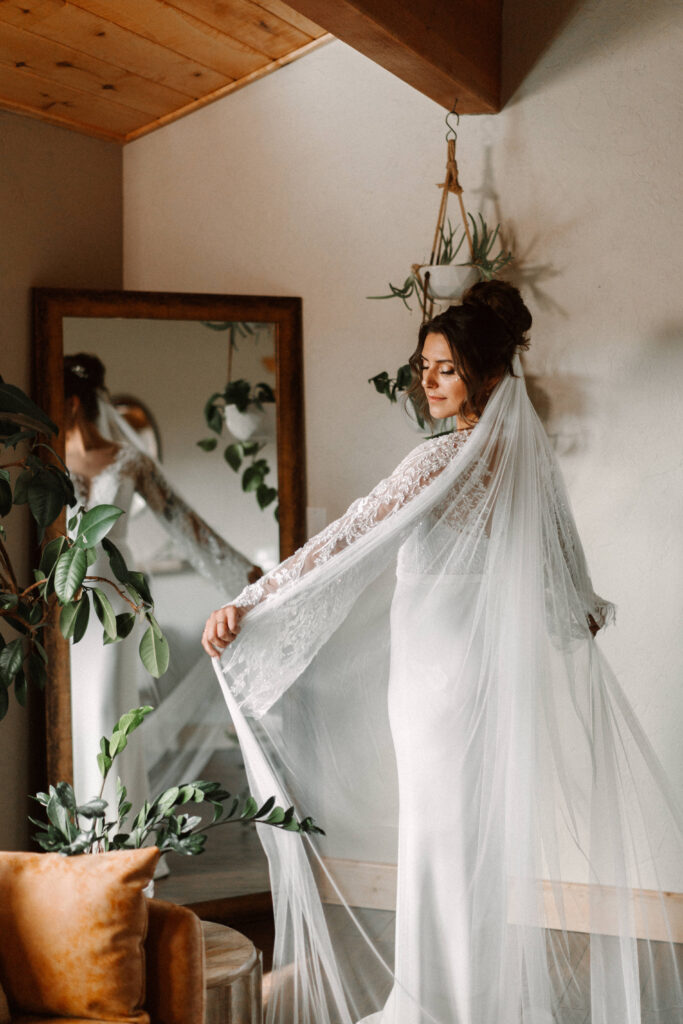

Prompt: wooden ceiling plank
xmin=71 ymin=0 xmax=271 ymax=79
xmin=0 ymin=1 xmax=231 ymax=97
xmin=124 ymin=33 xmax=332 ymax=143
xmin=0 ymin=62 xmax=149 ymax=135
xmin=0 ymin=90 xmax=123 ymax=139
xmin=281 ymin=0 xmax=502 ymax=112
xmin=166 ymin=0 xmax=313 ymax=60
xmin=0 ymin=0 xmax=65 ymax=30
xmin=250 ymin=0 xmax=327 ymax=38
xmin=0 ymin=20 xmax=197 ymax=118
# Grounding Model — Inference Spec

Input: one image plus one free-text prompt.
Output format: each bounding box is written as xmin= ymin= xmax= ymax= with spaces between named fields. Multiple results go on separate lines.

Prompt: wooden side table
xmin=201 ymin=921 xmax=263 ymax=1024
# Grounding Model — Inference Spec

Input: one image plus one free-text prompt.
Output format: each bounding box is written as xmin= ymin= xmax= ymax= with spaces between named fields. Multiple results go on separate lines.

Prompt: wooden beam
xmin=280 ymin=0 xmax=502 ymax=113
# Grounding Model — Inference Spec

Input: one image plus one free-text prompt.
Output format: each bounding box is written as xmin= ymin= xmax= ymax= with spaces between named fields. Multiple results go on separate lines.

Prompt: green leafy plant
xmin=368 ymin=365 xmax=428 ymax=431
xmin=368 ymin=365 xmax=414 ymax=407
xmin=466 ymin=213 xmax=514 ymax=280
xmin=30 ymin=707 xmax=324 ymax=856
xmin=368 ymin=215 xmax=513 ymax=311
xmin=367 ymin=214 xmax=513 ymax=422
xmin=198 ymin=380 xmax=278 ymax=517
xmin=0 ymin=380 xmax=169 ymax=720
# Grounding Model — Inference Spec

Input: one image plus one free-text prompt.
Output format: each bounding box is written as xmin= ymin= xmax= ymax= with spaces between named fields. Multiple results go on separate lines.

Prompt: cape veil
xmin=213 ymin=359 xmax=682 ymax=1024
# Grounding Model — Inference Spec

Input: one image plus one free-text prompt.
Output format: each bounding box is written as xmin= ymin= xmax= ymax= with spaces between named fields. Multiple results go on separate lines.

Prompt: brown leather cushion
xmin=0 ymin=978 xmax=9 ymax=1024
xmin=0 ymin=848 xmax=159 ymax=1023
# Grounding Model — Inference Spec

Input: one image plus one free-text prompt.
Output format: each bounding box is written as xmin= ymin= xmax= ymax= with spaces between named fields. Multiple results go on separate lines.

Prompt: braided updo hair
xmin=64 ymin=353 xmax=107 ymax=423
xmin=407 ymin=279 xmax=532 ymax=425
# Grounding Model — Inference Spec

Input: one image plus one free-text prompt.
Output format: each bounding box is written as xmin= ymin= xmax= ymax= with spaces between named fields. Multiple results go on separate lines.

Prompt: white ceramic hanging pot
xmin=225 ymin=403 xmax=276 ymax=442
xmin=424 ymin=264 xmax=478 ymax=300
xmin=224 ymin=405 xmax=265 ymax=441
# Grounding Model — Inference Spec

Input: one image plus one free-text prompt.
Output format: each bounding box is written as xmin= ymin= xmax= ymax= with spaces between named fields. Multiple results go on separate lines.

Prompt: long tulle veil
xmin=95 ymin=392 xmax=253 ymax=790
xmin=214 ymin=358 xmax=682 ymax=1023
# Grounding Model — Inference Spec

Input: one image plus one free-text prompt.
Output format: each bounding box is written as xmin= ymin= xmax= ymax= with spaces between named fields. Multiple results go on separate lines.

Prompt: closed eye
xmin=421 ymin=362 xmax=457 ymax=375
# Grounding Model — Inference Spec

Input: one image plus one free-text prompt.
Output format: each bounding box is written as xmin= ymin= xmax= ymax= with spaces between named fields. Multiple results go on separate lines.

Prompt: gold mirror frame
xmin=32 ymin=287 xmax=306 ymax=792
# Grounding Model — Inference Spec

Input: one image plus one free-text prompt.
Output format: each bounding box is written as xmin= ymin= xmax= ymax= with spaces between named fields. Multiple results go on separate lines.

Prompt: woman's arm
xmin=131 ymin=451 xmax=260 ymax=596
xmin=202 ymin=432 xmax=467 ymax=656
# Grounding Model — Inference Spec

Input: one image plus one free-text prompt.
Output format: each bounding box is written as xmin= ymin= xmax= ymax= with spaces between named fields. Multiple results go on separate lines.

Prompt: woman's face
xmin=420 ymin=332 xmax=468 ymax=421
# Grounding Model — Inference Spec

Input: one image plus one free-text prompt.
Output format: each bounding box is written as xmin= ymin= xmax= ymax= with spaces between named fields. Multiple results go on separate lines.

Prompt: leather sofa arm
xmin=145 ymin=899 xmax=205 ymax=1024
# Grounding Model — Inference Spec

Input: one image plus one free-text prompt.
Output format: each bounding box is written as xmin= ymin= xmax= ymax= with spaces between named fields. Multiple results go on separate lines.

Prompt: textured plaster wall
xmin=0 ymin=111 xmax=122 ymax=848
xmin=123 ymin=0 xmax=682 ymax=873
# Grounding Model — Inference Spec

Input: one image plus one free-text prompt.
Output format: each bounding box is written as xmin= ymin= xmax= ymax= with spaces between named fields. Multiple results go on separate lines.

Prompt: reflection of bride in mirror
xmin=64 ymin=353 xmax=260 ymax=825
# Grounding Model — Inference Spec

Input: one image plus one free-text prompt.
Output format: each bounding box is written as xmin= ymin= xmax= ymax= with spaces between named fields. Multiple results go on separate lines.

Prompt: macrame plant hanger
xmin=416 ymin=103 xmax=474 ymax=323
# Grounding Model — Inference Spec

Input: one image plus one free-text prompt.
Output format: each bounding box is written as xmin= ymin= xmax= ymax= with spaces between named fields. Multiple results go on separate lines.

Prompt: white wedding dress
xmin=214 ymin=363 xmax=682 ymax=1023
xmin=70 ymin=443 xmax=254 ymax=814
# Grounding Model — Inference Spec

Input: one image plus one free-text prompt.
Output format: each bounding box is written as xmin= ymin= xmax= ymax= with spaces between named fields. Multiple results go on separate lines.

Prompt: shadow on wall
xmin=502 ymin=0 xmax=677 ymax=104
xmin=524 ymin=371 xmax=595 ymax=456
xmin=468 ymin=142 xmax=570 ymax=320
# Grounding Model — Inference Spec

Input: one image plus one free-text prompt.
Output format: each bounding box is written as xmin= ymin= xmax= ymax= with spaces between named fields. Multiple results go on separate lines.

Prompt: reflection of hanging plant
xmin=197 ymin=382 xmax=278 ymax=516
xmin=219 ymin=379 xmax=275 ymax=416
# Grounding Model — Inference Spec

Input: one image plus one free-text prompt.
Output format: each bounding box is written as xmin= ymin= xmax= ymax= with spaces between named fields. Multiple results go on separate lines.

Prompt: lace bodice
xmin=231 ymin=429 xmax=475 ymax=610
xmin=71 ymin=444 xmax=253 ymax=597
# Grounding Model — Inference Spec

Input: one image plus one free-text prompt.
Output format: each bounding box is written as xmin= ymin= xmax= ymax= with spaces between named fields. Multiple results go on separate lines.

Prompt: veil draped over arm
xmin=213 ymin=361 xmax=682 ymax=1024
xmin=91 ymin=396 xmax=257 ymax=790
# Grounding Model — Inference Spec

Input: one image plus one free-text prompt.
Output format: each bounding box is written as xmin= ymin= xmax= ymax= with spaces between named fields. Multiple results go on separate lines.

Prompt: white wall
xmin=124 ymin=0 xmax=682 ymax=826
xmin=0 ymin=111 xmax=122 ymax=849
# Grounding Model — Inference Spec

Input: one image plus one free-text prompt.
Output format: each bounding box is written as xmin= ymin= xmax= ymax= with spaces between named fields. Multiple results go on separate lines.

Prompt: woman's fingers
xmin=202 ymin=606 xmax=244 ymax=657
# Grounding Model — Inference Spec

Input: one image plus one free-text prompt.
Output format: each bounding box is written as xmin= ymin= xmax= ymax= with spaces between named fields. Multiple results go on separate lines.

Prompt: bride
xmin=203 ymin=282 xmax=682 ymax=1023
xmin=65 ymin=353 xmax=259 ymax=816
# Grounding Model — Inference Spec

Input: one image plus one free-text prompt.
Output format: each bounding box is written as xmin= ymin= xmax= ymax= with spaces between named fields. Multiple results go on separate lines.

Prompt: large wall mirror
xmin=33 ymin=288 xmax=305 ymax=912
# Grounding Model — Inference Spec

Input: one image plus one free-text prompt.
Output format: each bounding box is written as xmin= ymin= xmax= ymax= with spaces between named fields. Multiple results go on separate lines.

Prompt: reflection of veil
xmin=212 ymin=357 xmax=681 ymax=1023
xmin=94 ymin=390 xmax=247 ymax=791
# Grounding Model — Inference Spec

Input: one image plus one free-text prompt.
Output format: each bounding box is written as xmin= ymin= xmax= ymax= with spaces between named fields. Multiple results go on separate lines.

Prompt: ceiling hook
xmin=445 ymin=100 xmax=459 ymax=142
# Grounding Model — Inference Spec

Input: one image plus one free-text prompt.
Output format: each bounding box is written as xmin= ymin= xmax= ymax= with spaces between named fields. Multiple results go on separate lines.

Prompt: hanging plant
xmin=367 ymin=106 xmax=515 ymax=427
xmin=198 ymin=381 xmax=278 ymax=516
xmin=368 ymin=215 xmax=512 ymax=312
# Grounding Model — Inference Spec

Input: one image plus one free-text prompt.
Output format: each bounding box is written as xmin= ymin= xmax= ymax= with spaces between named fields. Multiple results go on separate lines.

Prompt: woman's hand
xmin=587 ymin=614 xmax=600 ymax=637
xmin=202 ymin=605 xmax=245 ymax=657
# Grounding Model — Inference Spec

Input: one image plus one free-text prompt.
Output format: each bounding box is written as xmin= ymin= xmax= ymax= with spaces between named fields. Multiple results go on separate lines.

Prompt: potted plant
xmin=0 ymin=380 xmax=169 ymax=721
xmin=198 ymin=381 xmax=278 ymax=516
xmin=221 ymin=379 xmax=276 ymax=442
xmin=30 ymin=706 xmax=323 ymax=861
xmin=368 ymin=215 xmax=513 ymax=311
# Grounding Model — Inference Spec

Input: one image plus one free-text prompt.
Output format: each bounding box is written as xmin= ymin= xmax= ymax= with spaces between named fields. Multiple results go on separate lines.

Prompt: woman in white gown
xmin=65 ymin=354 xmax=258 ymax=816
xmin=203 ymin=282 xmax=682 ymax=1024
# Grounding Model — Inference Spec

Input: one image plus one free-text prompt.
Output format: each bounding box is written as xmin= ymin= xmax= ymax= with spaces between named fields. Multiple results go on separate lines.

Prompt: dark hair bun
xmin=462 ymin=279 xmax=532 ymax=351
xmin=64 ymin=353 xmax=107 ymax=422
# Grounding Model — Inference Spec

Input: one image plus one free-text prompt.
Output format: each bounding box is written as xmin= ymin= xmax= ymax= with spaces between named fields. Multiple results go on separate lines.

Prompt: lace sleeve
xmin=230 ymin=431 xmax=470 ymax=610
xmin=128 ymin=451 xmax=255 ymax=597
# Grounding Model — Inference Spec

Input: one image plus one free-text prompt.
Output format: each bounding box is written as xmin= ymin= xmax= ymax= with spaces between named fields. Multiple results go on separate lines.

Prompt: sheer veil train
xmin=212 ymin=343 xmax=682 ymax=1022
